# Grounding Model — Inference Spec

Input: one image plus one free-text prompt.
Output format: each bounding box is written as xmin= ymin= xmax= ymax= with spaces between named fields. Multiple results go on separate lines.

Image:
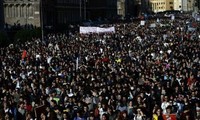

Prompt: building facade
xmin=117 ymin=0 xmax=125 ymax=17
xmin=166 ymin=0 xmax=174 ymax=10
xmin=111 ymin=0 xmax=137 ymax=18
xmin=3 ymin=0 xmax=41 ymax=27
xmin=150 ymin=0 xmax=196 ymax=13
xmin=150 ymin=0 xmax=174 ymax=13
xmin=181 ymin=0 xmax=192 ymax=12
xmin=2 ymin=0 xmax=139 ymax=29
xmin=174 ymin=0 xmax=181 ymax=11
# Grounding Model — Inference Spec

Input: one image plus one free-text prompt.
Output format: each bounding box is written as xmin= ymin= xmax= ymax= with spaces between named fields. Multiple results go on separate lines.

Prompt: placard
xmin=140 ymin=20 xmax=145 ymax=26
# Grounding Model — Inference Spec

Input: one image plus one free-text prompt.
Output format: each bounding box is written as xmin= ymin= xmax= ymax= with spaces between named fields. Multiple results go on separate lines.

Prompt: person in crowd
xmin=152 ymin=108 xmax=164 ymax=120
xmin=134 ymin=108 xmax=145 ymax=120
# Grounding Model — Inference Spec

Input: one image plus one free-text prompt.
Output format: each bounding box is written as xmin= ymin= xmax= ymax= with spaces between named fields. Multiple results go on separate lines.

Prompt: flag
xmin=162 ymin=114 xmax=176 ymax=120
xmin=22 ymin=50 xmax=27 ymax=60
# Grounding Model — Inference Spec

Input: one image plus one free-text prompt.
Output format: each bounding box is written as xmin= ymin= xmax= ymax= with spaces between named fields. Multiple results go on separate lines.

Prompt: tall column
xmin=12 ymin=5 xmax=16 ymax=17
xmin=6 ymin=5 xmax=8 ymax=17
xmin=11 ymin=5 xmax=13 ymax=17
xmin=18 ymin=5 xmax=20 ymax=17
xmin=20 ymin=5 xmax=22 ymax=17
xmin=15 ymin=5 xmax=17 ymax=17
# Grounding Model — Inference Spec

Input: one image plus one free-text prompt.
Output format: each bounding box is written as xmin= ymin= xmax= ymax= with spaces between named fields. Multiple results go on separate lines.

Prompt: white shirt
xmin=161 ymin=101 xmax=170 ymax=114
xmin=134 ymin=114 xmax=144 ymax=120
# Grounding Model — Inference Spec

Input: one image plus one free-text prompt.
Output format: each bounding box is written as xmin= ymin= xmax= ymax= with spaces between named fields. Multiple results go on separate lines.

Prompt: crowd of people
xmin=0 ymin=14 xmax=199 ymax=120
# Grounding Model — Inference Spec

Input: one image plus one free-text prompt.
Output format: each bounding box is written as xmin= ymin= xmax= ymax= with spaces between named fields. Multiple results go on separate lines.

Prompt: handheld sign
xmin=140 ymin=20 xmax=145 ymax=26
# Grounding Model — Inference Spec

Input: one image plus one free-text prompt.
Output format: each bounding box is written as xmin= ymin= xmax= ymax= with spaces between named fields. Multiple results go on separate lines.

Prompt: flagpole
xmin=76 ymin=57 xmax=79 ymax=71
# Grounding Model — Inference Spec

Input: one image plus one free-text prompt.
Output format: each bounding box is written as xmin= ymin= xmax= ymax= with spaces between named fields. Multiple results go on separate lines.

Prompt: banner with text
xmin=80 ymin=27 xmax=115 ymax=34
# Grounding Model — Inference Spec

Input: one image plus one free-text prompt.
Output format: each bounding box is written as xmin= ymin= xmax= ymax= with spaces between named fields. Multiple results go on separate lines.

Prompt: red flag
xmin=163 ymin=114 xmax=177 ymax=120
xmin=22 ymin=50 xmax=27 ymax=60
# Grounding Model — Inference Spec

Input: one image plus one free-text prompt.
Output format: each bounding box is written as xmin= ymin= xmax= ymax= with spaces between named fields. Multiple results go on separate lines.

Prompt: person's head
xmin=46 ymin=106 xmax=50 ymax=112
xmin=50 ymin=100 xmax=57 ymax=107
xmin=63 ymin=112 xmax=68 ymax=119
xmin=26 ymin=112 xmax=32 ymax=119
xmin=107 ymin=106 xmax=113 ymax=113
xmin=156 ymin=108 xmax=162 ymax=115
xmin=140 ymin=92 xmax=144 ymax=98
xmin=164 ymin=95 xmax=168 ymax=102
xmin=83 ymin=106 xmax=88 ymax=112
xmin=99 ymin=95 xmax=103 ymax=101
xmin=183 ymin=96 xmax=189 ymax=103
xmin=98 ymin=102 xmax=102 ymax=108
xmin=101 ymin=113 xmax=108 ymax=120
xmin=19 ymin=96 xmax=24 ymax=102
xmin=166 ymin=106 xmax=172 ymax=114
xmin=137 ymin=96 xmax=142 ymax=103
xmin=128 ymin=100 xmax=133 ymax=106
xmin=40 ymin=112 xmax=46 ymax=120
xmin=89 ymin=111 xmax=95 ymax=120
xmin=89 ymin=115 xmax=95 ymax=120
xmin=76 ymin=111 xmax=82 ymax=117
xmin=137 ymin=108 xmax=142 ymax=115
xmin=19 ymin=102 xmax=24 ymax=109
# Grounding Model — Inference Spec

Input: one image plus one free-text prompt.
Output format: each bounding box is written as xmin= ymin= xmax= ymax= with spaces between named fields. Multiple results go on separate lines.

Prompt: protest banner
xmin=80 ymin=27 xmax=97 ymax=34
xmin=150 ymin=23 xmax=156 ymax=28
xmin=97 ymin=27 xmax=115 ymax=33
xmin=80 ymin=27 xmax=115 ymax=34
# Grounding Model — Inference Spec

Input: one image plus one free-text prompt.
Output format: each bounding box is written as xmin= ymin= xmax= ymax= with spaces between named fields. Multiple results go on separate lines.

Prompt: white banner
xmin=150 ymin=23 xmax=156 ymax=28
xmin=171 ymin=15 xmax=175 ymax=20
xmin=80 ymin=27 xmax=115 ymax=34
xmin=80 ymin=27 xmax=97 ymax=34
xmin=97 ymin=27 xmax=115 ymax=33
